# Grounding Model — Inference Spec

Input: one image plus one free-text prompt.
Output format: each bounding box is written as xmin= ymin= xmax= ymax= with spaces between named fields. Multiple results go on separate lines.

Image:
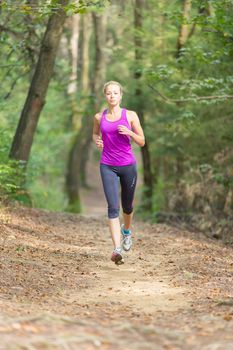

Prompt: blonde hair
xmin=103 ymin=81 xmax=123 ymax=94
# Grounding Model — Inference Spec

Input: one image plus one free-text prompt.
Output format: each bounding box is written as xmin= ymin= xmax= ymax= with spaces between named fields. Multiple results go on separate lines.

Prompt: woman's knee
xmin=122 ymin=206 xmax=133 ymax=215
xmin=108 ymin=207 xmax=120 ymax=218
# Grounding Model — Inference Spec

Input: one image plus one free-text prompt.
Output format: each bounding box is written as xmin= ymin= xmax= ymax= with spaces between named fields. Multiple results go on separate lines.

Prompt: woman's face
xmin=104 ymin=84 xmax=122 ymax=106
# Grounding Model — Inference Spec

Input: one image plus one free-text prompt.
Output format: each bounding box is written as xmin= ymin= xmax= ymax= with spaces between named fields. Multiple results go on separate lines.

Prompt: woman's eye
xmin=106 ymin=91 xmax=119 ymax=96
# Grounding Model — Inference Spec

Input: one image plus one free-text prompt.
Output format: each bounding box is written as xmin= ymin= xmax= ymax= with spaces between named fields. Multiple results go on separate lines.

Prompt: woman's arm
xmin=118 ymin=111 xmax=145 ymax=147
xmin=93 ymin=113 xmax=104 ymax=149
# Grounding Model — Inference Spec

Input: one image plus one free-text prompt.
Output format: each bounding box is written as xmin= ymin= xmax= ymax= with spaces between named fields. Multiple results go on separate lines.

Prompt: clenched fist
xmin=95 ymin=136 xmax=104 ymax=150
xmin=117 ymin=125 xmax=132 ymax=136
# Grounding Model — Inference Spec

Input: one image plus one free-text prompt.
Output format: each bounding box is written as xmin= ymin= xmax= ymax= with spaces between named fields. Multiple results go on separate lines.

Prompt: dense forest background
xmin=0 ymin=0 xmax=232 ymax=241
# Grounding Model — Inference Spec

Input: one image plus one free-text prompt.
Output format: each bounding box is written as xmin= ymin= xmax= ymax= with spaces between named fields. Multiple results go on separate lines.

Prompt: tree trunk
xmin=9 ymin=0 xmax=68 ymax=162
xmin=134 ymin=0 xmax=153 ymax=212
xmin=79 ymin=13 xmax=99 ymax=187
xmin=65 ymin=12 xmax=107 ymax=211
xmin=176 ymin=0 xmax=192 ymax=58
xmin=67 ymin=14 xmax=80 ymax=130
xmin=81 ymin=14 xmax=92 ymax=93
xmin=65 ymin=14 xmax=82 ymax=212
xmin=80 ymin=12 xmax=107 ymax=180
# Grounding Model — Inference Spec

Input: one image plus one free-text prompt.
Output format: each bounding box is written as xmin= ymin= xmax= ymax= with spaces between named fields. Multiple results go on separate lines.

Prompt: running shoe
xmin=111 ymin=247 xmax=124 ymax=265
xmin=121 ymin=224 xmax=132 ymax=252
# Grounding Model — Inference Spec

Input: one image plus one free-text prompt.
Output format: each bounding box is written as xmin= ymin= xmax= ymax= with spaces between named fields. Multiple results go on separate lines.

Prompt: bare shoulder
xmin=126 ymin=109 xmax=139 ymax=122
xmin=94 ymin=112 xmax=102 ymax=123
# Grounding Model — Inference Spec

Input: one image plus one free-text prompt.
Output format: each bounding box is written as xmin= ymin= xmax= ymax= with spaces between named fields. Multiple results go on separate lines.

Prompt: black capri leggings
xmin=100 ymin=163 xmax=137 ymax=219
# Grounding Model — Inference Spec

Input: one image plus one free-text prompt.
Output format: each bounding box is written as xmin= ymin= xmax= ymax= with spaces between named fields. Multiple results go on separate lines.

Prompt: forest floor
xmin=0 ymin=204 xmax=233 ymax=350
xmin=1 ymin=150 xmax=233 ymax=350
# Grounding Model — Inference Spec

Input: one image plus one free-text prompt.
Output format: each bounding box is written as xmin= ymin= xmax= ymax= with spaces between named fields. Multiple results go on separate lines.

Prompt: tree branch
xmin=0 ymin=24 xmax=22 ymax=37
xmin=0 ymin=24 xmax=39 ymax=57
xmin=3 ymin=70 xmax=30 ymax=100
xmin=148 ymin=84 xmax=233 ymax=104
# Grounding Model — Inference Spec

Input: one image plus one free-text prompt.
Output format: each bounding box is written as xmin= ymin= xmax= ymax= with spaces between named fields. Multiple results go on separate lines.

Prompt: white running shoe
xmin=121 ymin=224 xmax=132 ymax=252
xmin=111 ymin=247 xmax=124 ymax=265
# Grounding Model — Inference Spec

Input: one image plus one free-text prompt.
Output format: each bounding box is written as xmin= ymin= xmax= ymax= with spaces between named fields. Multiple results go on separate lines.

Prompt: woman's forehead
xmin=105 ymin=84 xmax=121 ymax=92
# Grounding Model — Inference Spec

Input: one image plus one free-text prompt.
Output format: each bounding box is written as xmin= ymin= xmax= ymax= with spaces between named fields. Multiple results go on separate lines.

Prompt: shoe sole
xmin=111 ymin=253 xmax=124 ymax=265
xmin=122 ymin=246 xmax=131 ymax=252
xmin=115 ymin=257 xmax=124 ymax=265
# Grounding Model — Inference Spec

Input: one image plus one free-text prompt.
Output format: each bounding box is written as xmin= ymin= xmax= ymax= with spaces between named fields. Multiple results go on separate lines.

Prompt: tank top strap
xmin=103 ymin=109 xmax=108 ymax=118
xmin=121 ymin=108 xmax=131 ymax=127
xmin=100 ymin=109 xmax=108 ymax=125
xmin=121 ymin=108 xmax=126 ymax=119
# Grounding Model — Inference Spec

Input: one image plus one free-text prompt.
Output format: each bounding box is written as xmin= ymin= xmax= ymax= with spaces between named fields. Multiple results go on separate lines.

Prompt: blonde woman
xmin=92 ymin=81 xmax=145 ymax=264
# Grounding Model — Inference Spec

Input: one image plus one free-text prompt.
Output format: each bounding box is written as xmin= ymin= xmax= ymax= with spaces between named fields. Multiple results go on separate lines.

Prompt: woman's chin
xmin=108 ymin=101 xmax=119 ymax=107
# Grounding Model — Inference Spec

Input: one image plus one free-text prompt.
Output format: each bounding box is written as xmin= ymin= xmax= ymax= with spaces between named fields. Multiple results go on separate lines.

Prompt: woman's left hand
xmin=118 ymin=125 xmax=132 ymax=136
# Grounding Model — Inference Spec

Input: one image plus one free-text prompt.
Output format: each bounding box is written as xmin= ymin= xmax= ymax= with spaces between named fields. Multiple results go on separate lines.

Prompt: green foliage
xmin=65 ymin=200 xmax=82 ymax=214
xmin=0 ymin=160 xmax=22 ymax=197
xmin=26 ymin=80 xmax=74 ymax=211
xmin=0 ymin=0 xmax=232 ymax=221
xmin=0 ymin=130 xmax=34 ymax=206
xmin=0 ymin=0 xmax=110 ymax=17
xmin=0 ymin=130 xmax=27 ymax=202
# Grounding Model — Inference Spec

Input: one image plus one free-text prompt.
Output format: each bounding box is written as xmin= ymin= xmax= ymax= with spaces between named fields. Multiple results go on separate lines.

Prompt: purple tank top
xmin=100 ymin=108 xmax=136 ymax=166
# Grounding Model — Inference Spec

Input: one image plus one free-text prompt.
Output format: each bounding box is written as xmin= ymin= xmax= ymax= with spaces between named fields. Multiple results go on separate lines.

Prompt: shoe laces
xmin=114 ymin=247 xmax=122 ymax=254
xmin=123 ymin=235 xmax=131 ymax=243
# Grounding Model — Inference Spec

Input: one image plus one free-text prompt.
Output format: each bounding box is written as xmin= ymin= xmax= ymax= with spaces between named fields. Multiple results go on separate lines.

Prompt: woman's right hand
xmin=95 ymin=136 xmax=104 ymax=150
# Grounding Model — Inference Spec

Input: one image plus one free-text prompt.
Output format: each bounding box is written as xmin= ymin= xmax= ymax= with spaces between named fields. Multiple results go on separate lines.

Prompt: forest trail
xmin=0 ymin=206 xmax=233 ymax=350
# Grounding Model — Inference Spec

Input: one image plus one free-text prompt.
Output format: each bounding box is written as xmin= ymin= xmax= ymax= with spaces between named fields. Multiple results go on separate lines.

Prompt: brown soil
xmin=0 ymin=204 xmax=233 ymax=350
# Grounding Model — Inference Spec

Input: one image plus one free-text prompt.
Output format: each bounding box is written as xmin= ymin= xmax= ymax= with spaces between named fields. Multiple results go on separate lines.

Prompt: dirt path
xmin=0 ymin=205 xmax=233 ymax=350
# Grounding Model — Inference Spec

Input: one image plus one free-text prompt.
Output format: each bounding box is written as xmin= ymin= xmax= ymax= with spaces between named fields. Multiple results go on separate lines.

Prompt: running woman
xmin=92 ymin=81 xmax=145 ymax=265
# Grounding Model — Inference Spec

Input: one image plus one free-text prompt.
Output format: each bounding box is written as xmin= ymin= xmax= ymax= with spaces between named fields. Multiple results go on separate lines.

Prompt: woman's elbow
xmin=140 ymin=138 xmax=145 ymax=147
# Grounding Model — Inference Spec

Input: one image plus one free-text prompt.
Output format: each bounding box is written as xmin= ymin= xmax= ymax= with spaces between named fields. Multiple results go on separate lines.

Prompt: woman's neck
xmin=107 ymin=105 xmax=121 ymax=115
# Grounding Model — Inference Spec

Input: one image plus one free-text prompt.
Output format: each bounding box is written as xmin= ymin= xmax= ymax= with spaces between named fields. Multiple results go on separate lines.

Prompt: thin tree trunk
xmin=65 ymin=12 xmax=107 ymax=211
xmin=9 ymin=0 xmax=68 ymax=162
xmin=65 ymin=14 xmax=82 ymax=212
xmin=187 ymin=1 xmax=214 ymax=44
xmin=81 ymin=14 xmax=92 ymax=93
xmin=79 ymin=12 xmax=107 ymax=180
xmin=134 ymin=0 xmax=153 ymax=212
xmin=79 ymin=13 xmax=95 ymax=187
xmin=91 ymin=12 xmax=107 ymax=107
xmin=67 ymin=15 xmax=79 ymax=96
xmin=176 ymin=0 xmax=192 ymax=58
xmin=24 ymin=0 xmax=39 ymax=66
xmin=67 ymin=14 xmax=80 ymax=130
